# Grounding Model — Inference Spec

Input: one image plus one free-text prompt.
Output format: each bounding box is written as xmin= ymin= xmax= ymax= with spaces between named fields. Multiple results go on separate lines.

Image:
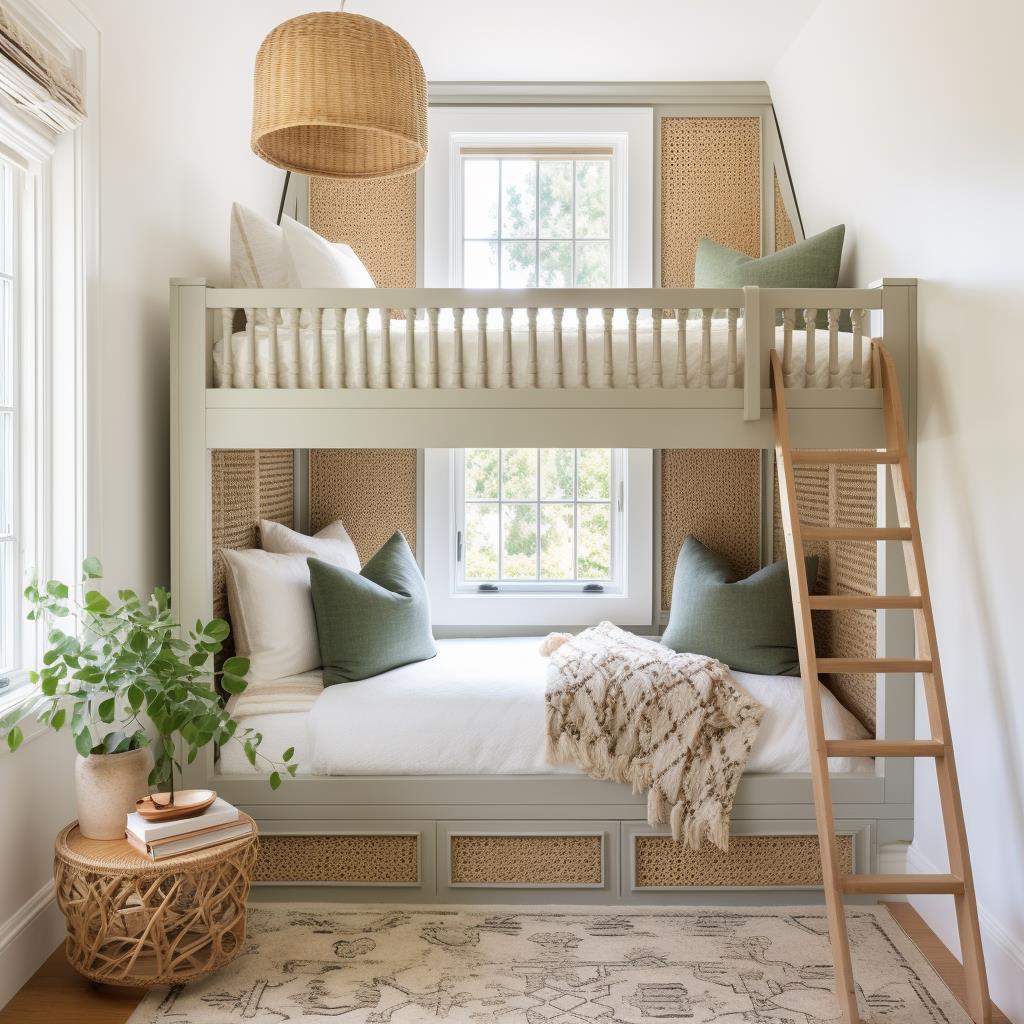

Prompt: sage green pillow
xmin=308 ymin=532 xmax=436 ymax=685
xmin=694 ymin=225 xmax=846 ymax=329
xmin=661 ymin=536 xmax=817 ymax=676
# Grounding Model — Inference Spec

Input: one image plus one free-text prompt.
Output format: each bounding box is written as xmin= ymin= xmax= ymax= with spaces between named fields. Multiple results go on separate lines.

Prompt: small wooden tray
xmin=135 ymin=789 xmax=216 ymax=822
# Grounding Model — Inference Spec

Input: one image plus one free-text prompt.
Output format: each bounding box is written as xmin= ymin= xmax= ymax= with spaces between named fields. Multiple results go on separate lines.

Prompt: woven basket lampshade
xmin=252 ymin=12 xmax=427 ymax=179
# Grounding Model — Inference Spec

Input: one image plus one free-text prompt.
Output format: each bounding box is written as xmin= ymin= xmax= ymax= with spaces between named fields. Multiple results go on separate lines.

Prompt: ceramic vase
xmin=74 ymin=746 xmax=153 ymax=840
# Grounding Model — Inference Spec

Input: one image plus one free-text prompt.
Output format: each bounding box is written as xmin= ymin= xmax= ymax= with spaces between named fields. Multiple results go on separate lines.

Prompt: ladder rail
xmin=770 ymin=343 xmax=991 ymax=1024
xmin=770 ymin=350 xmax=859 ymax=1020
xmin=875 ymin=343 xmax=990 ymax=1022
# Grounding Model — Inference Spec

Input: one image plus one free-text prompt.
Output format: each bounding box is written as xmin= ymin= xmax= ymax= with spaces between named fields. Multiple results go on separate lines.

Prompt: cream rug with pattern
xmin=129 ymin=904 xmax=970 ymax=1023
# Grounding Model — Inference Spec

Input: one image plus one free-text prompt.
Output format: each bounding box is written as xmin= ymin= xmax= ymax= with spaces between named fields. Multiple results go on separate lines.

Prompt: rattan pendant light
xmin=251 ymin=9 xmax=427 ymax=179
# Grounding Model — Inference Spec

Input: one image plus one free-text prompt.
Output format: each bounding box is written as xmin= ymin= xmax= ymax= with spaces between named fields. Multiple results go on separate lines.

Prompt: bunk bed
xmin=170 ymin=276 xmax=920 ymax=907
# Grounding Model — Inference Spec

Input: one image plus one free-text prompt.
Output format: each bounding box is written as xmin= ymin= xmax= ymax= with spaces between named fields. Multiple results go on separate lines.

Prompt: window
xmin=458 ymin=448 xmax=619 ymax=591
xmin=461 ymin=153 xmax=612 ymax=288
xmin=0 ymin=160 xmax=15 ymax=686
xmin=424 ymin=448 xmax=653 ymax=628
xmin=423 ymin=106 xmax=653 ymax=288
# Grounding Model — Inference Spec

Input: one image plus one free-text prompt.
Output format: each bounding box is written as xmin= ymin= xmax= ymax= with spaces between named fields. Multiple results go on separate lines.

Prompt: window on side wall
xmin=424 ymin=448 xmax=653 ymax=628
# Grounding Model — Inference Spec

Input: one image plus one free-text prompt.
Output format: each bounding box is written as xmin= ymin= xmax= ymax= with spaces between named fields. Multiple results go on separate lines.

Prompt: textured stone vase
xmin=74 ymin=747 xmax=153 ymax=840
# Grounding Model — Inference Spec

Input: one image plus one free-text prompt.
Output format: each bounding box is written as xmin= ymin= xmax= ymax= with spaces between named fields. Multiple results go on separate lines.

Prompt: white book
xmin=127 ymin=820 xmax=253 ymax=860
xmin=126 ymin=796 xmax=240 ymax=842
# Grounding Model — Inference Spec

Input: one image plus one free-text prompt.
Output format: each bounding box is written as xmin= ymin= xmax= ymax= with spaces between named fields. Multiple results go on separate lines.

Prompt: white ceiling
xmin=344 ymin=0 xmax=821 ymax=82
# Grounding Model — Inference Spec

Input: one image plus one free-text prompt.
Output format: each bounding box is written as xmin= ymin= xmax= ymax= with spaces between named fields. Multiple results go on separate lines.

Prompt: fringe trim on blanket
xmin=544 ymin=622 xmax=763 ymax=851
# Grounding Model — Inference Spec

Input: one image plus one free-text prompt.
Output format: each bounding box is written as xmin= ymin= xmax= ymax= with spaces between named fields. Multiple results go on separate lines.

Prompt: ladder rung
xmin=808 ymin=595 xmax=923 ymax=610
xmin=818 ymin=658 xmax=932 ymax=674
xmin=792 ymin=449 xmax=899 ymax=465
xmin=826 ymin=740 xmax=945 ymax=758
xmin=843 ymin=873 xmax=964 ymax=896
xmin=802 ymin=527 xmax=912 ymax=541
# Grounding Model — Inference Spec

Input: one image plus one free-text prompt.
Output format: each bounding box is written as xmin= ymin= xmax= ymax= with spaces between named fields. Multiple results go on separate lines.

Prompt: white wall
xmin=772 ymin=3 xmax=1024 ymax=1019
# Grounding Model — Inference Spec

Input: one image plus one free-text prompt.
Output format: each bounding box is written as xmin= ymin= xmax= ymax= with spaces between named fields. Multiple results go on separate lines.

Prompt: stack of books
xmin=125 ymin=797 xmax=253 ymax=860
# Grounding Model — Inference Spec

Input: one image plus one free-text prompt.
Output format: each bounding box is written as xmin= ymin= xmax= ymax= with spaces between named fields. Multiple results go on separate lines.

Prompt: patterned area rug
xmin=129 ymin=904 xmax=970 ymax=1023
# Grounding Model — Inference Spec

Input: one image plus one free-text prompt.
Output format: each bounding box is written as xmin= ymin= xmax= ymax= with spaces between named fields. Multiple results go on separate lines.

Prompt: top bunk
xmin=170 ymin=278 xmax=917 ymax=450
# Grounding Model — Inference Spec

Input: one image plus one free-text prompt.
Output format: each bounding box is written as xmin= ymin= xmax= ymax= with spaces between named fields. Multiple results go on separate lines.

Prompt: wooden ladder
xmin=770 ymin=342 xmax=990 ymax=1024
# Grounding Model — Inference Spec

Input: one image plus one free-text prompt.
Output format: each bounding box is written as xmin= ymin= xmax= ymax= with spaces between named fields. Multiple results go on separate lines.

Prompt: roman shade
xmin=0 ymin=6 xmax=84 ymax=134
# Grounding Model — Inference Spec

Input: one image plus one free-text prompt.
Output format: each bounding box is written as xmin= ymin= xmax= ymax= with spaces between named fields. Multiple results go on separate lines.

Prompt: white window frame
xmin=423 ymin=107 xmax=654 ymax=288
xmin=0 ymin=0 xmax=94 ymax=713
xmin=424 ymin=448 xmax=653 ymax=628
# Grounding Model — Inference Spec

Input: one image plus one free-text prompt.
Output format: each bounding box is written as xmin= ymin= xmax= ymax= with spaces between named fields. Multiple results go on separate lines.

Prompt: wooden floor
xmin=0 ymin=903 xmax=1008 ymax=1023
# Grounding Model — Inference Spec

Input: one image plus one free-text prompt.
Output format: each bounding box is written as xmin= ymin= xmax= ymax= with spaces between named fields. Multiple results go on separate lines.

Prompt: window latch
xmin=477 ymin=583 xmax=499 ymax=593
xmin=583 ymin=583 xmax=604 ymax=593
xmin=456 ymin=530 xmax=463 ymax=562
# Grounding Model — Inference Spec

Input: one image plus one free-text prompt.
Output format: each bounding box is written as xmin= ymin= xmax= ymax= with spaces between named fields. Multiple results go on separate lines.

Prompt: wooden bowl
xmin=135 ymin=789 xmax=217 ymax=822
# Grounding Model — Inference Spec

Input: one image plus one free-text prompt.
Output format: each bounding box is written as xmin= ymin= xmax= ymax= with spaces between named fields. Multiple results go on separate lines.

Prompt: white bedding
xmin=219 ymin=637 xmax=872 ymax=776
xmin=213 ymin=312 xmax=872 ymax=391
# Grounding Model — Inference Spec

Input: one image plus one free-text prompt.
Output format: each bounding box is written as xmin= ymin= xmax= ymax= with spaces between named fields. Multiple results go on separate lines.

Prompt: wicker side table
xmin=53 ymin=815 xmax=258 ymax=987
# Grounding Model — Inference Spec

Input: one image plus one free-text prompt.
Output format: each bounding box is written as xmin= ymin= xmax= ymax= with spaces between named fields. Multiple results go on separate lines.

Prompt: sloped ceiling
xmin=343 ymin=0 xmax=823 ymax=81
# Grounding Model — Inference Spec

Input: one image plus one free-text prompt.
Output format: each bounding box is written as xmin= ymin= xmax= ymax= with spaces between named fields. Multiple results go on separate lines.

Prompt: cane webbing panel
xmin=774 ymin=172 xmax=797 ymax=251
xmin=211 ymin=449 xmax=294 ymax=622
xmin=309 ymin=174 xmax=417 ymax=289
xmin=660 ymin=116 xmax=761 ymax=289
xmin=253 ymin=834 xmax=419 ymax=884
xmin=661 ymin=449 xmax=761 ymax=610
xmin=634 ymin=833 xmax=854 ymax=888
xmin=773 ymin=464 xmax=878 ymax=731
xmin=449 ymin=834 xmax=603 ymax=886
xmin=309 ymin=449 xmax=418 ymax=562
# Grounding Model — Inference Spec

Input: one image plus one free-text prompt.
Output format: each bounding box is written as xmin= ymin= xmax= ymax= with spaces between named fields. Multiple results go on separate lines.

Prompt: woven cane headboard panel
xmin=660 ymin=116 xmax=761 ymax=288
xmin=308 ymin=175 xmax=417 ymax=288
xmin=309 ymin=449 xmax=418 ymax=562
xmin=774 ymin=172 xmax=797 ymax=251
xmin=660 ymin=449 xmax=761 ymax=611
xmin=773 ymin=464 xmax=878 ymax=732
xmin=210 ymin=449 xmax=294 ymax=623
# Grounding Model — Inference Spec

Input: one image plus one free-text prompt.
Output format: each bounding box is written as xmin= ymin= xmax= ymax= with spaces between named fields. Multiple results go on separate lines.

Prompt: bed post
xmin=742 ymin=285 xmax=762 ymax=420
xmin=170 ymin=278 xmax=214 ymax=791
xmin=875 ymin=279 xmax=918 ymax=810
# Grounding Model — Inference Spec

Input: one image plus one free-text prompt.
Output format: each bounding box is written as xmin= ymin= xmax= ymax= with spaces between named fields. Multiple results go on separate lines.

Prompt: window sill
xmin=0 ymin=682 xmax=50 ymax=750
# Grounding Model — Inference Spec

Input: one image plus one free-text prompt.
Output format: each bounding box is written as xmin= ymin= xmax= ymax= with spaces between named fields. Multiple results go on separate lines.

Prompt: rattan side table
xmin=53 ymin=814 xmax=258 ymax=986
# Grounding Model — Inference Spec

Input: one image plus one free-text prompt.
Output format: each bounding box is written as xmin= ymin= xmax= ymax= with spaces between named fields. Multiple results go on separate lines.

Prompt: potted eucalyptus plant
xmin=0 ymin=558 xmax=296 ymax=839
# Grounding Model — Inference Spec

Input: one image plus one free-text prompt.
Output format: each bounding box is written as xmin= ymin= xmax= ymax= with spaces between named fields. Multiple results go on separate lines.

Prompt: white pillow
xmin=281 ymin=215 xmax=375 ymax=289
xmin=230 ymin=203 xmax=287 ymax=290
xmin=221 ymin=549 xmax=321 ymax=681
xmin=259 ymin=518 xmax=360 ymax=571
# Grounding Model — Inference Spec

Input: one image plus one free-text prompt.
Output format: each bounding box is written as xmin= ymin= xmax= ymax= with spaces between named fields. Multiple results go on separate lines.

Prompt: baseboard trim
xmin=0 ymin=880 xmax=62 ymax=1011
xmin=907 ymin=844 xmax=1024 ymax=1022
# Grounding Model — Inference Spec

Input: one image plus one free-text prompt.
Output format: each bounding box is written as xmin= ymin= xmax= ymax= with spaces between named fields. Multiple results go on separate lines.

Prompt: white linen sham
xmin=221 ymin=518 xmax=359 ymax=681
xmin=260 ymin=517 xmax=360 ymax=571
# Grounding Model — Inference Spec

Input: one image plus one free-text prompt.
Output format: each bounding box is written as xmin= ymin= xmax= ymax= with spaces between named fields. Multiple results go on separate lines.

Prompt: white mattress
xmin=219 ymin=637 xmax=872 ymax=776
xmin=213 ymin=312 xmax=872 ymax=391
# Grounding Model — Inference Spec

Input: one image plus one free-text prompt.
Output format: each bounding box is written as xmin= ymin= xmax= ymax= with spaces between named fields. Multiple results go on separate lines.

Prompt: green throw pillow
xmin=694 ymin=225 xmax=846 ymax=329
xmin=308 ymin=532 xmax=436 ymax=685
xmin=661 ymin=536 xmax=817 ymax=676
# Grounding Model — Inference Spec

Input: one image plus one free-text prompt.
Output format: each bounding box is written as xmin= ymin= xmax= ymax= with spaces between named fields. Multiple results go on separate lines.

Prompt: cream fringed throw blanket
xmin=543 ymin=621 xmax=764 ymax=850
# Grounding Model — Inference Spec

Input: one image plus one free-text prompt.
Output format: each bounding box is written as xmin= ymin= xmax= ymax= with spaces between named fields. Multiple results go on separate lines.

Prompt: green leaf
xmin=286 ymin=763 xmax=298 ymax=776
xmin=243 ymin=739 xmax=257 ymax=767
xmin=82 ymin=556 xmax=103 ymax=579
xmin=221 ymin=674 xmax=247 ymax=695
xmin=283 ymin=746 xmax=295 ymax=762
xmin=40 ymin=676 xmax=58 ymax=697
xmin=50 ymin=708 xmax=66 ymax=730
xmin=45 ymin=580 xmax=69 ymax=599
xmin=269 ymin=771 xmax=282 ymax=790
xmin=223 ymin=656 xmax=249 ymax=677
xmin=202 ymin=619 xmax=230 ymax=642
xmin=127 ymin=684 xmax=144 ymax=713
xmin=74 ymin=727 xmax=93 ymax=757
xmin=98 ymin=697 xmax=116 ymax=723
xmin=84 ymin=590 xmax=111 ymax=614
xmin=7 ymin=726 xmax=23 ymax=752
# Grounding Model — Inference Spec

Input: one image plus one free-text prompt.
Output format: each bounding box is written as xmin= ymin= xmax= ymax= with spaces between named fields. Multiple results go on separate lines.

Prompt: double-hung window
xmin=0 ymin=159 xmax=17 ymax=689
xmin=461 ymin=151 xmax=613 ymax=288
